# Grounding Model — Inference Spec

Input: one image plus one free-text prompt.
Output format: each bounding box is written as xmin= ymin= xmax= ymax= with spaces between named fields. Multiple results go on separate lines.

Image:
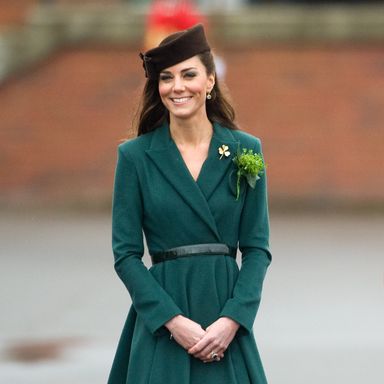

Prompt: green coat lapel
xmin=145 ymin=124 xmax=222 ymax=241
xmin=197 ymin=123 xmax=239 ymax=201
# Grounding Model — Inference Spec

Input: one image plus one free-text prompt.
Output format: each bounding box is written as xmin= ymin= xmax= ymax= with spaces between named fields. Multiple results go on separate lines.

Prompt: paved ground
xmin=1 ymin=211 xmax=383 ymax=383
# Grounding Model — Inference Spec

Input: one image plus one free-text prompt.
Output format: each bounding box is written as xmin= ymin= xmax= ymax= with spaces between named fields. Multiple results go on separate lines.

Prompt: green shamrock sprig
xmin=232 ymin=146 xmax=265 ymax=200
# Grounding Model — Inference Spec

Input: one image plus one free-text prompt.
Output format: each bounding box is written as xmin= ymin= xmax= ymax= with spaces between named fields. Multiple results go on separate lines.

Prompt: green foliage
xmin=232 ymin=147 xmax=265 ymax=200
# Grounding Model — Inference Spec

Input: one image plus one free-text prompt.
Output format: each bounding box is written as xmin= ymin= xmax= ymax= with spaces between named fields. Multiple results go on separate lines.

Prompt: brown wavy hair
xmin=133 ymin=51 xmax=238 ymax=136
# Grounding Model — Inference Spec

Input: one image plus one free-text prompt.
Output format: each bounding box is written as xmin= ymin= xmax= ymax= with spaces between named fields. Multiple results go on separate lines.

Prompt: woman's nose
xmin=173 ymin=76 xmax=185 ymax=92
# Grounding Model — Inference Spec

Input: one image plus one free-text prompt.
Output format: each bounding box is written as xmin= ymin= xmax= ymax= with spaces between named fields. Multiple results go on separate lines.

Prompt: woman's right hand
xmin=165 ymin=315 xmax=206 ymax=351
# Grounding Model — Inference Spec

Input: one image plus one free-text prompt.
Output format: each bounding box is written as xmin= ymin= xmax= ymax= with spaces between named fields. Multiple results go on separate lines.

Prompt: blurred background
xmin=1 ymin=1 xmax=383 ymax=383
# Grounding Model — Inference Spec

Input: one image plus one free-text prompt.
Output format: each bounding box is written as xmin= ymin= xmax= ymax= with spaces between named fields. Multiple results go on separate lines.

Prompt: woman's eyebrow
xmin=160 ymin=67 xmax=198 ymax=75
xmin=181 ymin=67 xmax=198 ymax=72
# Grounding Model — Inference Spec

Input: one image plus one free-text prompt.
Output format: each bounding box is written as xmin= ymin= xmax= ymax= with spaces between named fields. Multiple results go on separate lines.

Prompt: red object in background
xmin=148 ymin=0 xmax=205 ymax=30
xmin=144 ymin=0 xmax=206 ymax=49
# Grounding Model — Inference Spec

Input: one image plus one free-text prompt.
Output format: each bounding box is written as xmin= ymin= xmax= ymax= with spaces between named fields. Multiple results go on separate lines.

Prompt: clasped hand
xmin=165 ymin=315 xmax=240 ymax=363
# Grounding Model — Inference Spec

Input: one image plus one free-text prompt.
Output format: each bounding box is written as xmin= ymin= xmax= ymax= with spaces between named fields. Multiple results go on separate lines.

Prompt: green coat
xmin=108 ymin=122 xmax=272 ymax=384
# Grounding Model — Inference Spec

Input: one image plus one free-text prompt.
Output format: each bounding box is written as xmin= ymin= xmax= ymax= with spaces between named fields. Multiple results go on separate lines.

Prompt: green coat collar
xmin=145 ymin=122 xmax=239 ymax=241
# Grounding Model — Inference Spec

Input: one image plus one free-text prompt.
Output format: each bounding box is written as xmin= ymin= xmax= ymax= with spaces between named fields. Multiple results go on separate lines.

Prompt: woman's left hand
xmin=187 ymin=317 xmax=240 ymax=362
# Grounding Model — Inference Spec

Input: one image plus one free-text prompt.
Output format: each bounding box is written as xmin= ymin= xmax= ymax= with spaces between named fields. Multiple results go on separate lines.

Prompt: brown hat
xmin=139 ymin=24 xmax=211 ymax=80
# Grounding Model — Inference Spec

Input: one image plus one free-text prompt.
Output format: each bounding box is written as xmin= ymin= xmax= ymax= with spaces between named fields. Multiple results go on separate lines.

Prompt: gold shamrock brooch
xmin=218 ymin=144 xmax=230 ymax=159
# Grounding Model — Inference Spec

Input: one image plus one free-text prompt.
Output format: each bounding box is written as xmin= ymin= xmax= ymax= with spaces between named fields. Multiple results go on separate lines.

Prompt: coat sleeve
xmin=112 ymin=145 xmax=183 ymax=335
xmin=219 ymin=138 xmax=272 ymax=334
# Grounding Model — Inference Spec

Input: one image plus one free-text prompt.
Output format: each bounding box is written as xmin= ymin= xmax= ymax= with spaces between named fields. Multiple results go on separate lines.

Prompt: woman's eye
xmin=159 ymin=75 xmax=172 ymax=81
xmin=184 ymin=72 xmax=197 ymax=78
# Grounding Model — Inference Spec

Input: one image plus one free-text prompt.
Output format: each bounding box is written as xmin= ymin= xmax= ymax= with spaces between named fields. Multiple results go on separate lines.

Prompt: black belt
xmin=151 ymin=243 xmax=237 ymax=265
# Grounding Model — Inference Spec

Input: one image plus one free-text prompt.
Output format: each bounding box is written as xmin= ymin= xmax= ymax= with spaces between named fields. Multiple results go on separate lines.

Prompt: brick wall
xmin=0 ymin=0 xmax=38 ymax=29
xmin=225 ymin=44 xmax=384 ymax=208
xmin=1 ymin=44 xmax=383 ymax=209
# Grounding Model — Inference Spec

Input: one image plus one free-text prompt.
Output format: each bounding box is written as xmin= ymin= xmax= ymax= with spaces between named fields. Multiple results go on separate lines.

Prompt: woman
xmin=108 ymin=24 xmax=272 ymax=384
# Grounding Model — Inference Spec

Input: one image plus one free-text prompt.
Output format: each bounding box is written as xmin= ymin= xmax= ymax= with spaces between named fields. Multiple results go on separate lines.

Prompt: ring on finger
xmin=210 ymin=351 xmax=220 ymax=361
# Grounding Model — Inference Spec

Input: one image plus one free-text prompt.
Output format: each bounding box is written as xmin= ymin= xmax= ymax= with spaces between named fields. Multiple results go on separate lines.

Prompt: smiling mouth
xmin=170 ymin=97 xmax=192 ymax=104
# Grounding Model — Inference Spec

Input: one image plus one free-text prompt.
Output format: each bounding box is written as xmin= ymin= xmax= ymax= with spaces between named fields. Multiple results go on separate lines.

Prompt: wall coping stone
xmin=1 ymin=4 xmax=384 ymax=82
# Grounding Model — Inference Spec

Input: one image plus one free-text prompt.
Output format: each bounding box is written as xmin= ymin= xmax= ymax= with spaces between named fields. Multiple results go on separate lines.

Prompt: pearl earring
xmin=206 ymin=93 xmax=212 ymax=100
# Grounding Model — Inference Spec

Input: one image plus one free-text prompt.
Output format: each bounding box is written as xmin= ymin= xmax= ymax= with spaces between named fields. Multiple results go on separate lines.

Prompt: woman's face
xmin=158 ymin=55 xmax=215 ymax=121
